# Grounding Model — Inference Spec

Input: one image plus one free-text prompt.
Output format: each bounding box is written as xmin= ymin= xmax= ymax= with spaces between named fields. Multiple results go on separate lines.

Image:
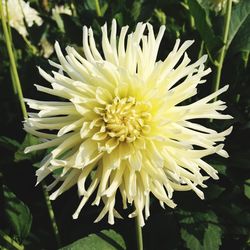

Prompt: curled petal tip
xmin=72 ymin=213 xmax=79 ymax=220
xmin=24 ymin=147 xmax=30 ymax=154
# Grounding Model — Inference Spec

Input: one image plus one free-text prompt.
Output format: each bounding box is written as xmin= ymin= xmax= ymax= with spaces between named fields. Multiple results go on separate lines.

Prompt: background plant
xmin=0 ymin=0 xmax=249 ymax=249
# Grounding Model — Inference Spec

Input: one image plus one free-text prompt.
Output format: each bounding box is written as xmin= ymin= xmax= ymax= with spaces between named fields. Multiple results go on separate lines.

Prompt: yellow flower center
xmin=102 ymin=96 xmax=152 ymax=143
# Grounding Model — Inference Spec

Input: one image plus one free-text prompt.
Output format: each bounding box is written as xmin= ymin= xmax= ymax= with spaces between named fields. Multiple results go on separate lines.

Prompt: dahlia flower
xmin=24 ymin=20 xmax=232 ymax=226
xmin=2 ymin=0 xmax=42 ymax=37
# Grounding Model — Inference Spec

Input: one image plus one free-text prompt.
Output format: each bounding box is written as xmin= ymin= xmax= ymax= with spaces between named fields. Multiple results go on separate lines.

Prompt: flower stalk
xmin=212 ymin=0 xmax=232 ymax=101
xmin=243 ymin=51 xmax=249 ymax=69
xmin=22 ymin=35 xmax=38 ymax=55
xmin=94 ymin=0 xmax=102 ymax=17
xmin=135 ymin=216 xmax=143 ymax=250
xmin=0 ymin=0 xmax=27 ymax=118
xmin=0 ymin=230 xmax=24 ymax=250
xmin=198 ymin=40 xmax=204 ymax=60
xmin=42 ymin=183 xmax=61 ymax=247
xmin=5 ymin=3 xmax=17 ymax=94
xmin=0 ymin=1 xmax=61 ymax=247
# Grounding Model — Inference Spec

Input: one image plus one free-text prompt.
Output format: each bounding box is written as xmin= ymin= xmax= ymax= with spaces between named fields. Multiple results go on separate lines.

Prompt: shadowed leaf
xmin=3 ymin=185 xmax=32 ymax=242
xmin=60 ymin=229 xmax=126 ymax=250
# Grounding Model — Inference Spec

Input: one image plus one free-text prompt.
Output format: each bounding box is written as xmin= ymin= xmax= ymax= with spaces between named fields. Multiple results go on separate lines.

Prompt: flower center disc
xmin=103 ymin=96 xmax=152 ymax=143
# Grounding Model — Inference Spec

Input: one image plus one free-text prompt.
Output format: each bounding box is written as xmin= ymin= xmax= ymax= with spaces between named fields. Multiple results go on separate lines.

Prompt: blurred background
xmin=0 ymin=0 xmax=249 ymax=249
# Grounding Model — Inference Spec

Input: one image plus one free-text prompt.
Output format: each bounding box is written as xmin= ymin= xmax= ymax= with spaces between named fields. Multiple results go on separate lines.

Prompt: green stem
xmin=1 ymin=2 xmax=61 ymax=247
xmin=135 ymin=216 xmax=143 ymax=250
xmin=198 ymin=40 xmax=204 ymax=59
xmin=0 ymin=1 xmax=27 ymax=118
xmin=212 ymin=0 xmax=232 ymax=101
xmin=0 ymin=246 xmax=9 ymax=250
xmin=206 ymin=46 xmax=219 ymax=66
xmin=5 ymin=1 xmax=17 ymax=94
xmin=22 ymin=35 xmax=38 ymax=55
xmin=94 ymin=0 xmax=102 ymax=17
xmin=0 ymin=230 xmax=24 ymax=250
xmin=243 ymin=51 xmax=249 ymax=69
xmin=235 ymin=51 xmax=249 ymax=103
xmin=10 ymin=67 xmax=18 ymax=94
xmin=183 ymin=0 xmax=195 ymax=29
xmin=42 ymin=183 xmax=61 ymax=247
xmin=5 ymin=2 xmax=12 ymax=40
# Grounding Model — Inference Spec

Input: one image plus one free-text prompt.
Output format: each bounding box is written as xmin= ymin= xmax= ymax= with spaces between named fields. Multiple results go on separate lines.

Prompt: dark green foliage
xmin=60 ymin=229 xmax=126 ymax=250
xmin=14 ymin=134 xmax=44 ymax=162
xmin=0 ymin=136 xmax=20 ymax=151
xmin=230 ymin=16 xmax=250 ymax=55
xmin=3 ymin=185 xmax=32 ymax=242
xmin=228 ymin=0 xmax=250 ymax=49
xmin=178 ymin=210 xmax=222 ymax=250
xmin=187 ymin=0 xmax=222 ymax=52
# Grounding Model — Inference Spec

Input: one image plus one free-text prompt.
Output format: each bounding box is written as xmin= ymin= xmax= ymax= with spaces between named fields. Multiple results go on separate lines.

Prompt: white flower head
xmin=24 ymin=20 xmax=232 ymax=227
xmin=2 ymin=0 xmax=43 ymax=37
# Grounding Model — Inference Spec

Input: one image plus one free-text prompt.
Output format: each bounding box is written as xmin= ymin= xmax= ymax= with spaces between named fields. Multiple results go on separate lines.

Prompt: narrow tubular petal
xmin=24 ymin=133 xmax=72 ymax=154
xmin=82 ymin=26 xmax=95 ymax=63
xmin=50 ymin=169 xmax=80 ymax=200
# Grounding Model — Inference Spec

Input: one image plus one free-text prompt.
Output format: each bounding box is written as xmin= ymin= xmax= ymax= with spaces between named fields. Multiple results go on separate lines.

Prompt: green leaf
xmin=244 ymin=179 xmax=250 ymax=199
xmin=178 ymin=210 xmax=219 ymax=225
xmin=181 ymin=228 xmax=202 ymax=250
xmin=212 ymin=164 xmax=227 ymax=175
xmin=154 ymin=9 xmax=166 ymax=25
xmin=101 ymin=2 xmax=108 ymax=16
xmin=0 ymin=136 xmax=21 ymax=151
xmin=14 ymin=134 xmax=42 ymax=162
xmin=84 ymin=0 xmax=97 ymax=11
xmin=227 ymin=0 xmax=250 ymax=49
xmin=3 ymin=185 xmax=32 ymax=242
xmin=205 ymin=184 xmax=225 ymax=200
xmin=60 ymin=230 xmax=126 ymax=250
xmin=179 ymin=210 xmax=222 ymax=250
xmin=187 ymin=0 xmax=221 ymax=52
xmin=230 ymin=15 xmax=250 ymax=54
xmin=203 ymin=224 xmax=222 ymax=250
xmin=131 ymin=0 xmax=142 ymax=21
xmin=114 ymin=12 xmax=124 ymax=27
